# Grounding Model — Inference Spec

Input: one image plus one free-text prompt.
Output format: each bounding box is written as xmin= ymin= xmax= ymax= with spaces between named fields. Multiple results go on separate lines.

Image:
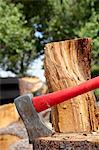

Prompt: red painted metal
xmin=33 ymin=76 xmax=99 ymax=112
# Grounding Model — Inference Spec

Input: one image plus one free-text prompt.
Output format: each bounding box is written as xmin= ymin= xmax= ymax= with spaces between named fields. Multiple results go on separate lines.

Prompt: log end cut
xmin=33 ymin=132 xmax=99 ymax=150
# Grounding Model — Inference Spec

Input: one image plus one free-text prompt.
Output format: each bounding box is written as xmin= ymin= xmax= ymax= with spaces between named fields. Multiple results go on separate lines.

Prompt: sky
xmin=27 ymin=55 xmax=45 ymax=82
xmin=0 ymin=55 xmax=45 ymax=82
xmin=0 ymin=32 xmax=45 ymax=81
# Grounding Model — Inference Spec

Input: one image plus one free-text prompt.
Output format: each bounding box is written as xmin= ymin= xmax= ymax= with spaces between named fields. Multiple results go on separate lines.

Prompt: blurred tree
xmin=10 ymin=0 xmax=54 ymax=54
xmin=0 ymin=0 xmax=98 ymax=76
xmin=0 ymin=0 xmax=36 ymax=76
xmin=77 ymin=11 xmax=99 ymax=76
xmin=0 ymin=0 xmax=54 ymax=76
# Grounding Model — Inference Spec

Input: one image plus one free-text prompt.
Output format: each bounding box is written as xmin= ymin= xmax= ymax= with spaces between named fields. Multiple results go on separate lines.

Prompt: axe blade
xmin=14 ymin=94 xmax=54 ymax=143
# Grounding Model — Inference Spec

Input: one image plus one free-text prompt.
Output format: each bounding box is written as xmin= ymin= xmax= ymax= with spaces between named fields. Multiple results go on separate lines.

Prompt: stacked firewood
xmin=0 ymin=76 xmax=50 ymax=150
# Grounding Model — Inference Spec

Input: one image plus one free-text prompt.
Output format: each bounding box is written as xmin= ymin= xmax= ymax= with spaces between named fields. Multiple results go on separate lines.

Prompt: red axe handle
xmin=33 ymin=76 xmax=99 ymax=112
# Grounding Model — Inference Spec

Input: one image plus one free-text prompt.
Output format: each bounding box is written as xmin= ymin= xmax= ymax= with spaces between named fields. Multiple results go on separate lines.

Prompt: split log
xmin=0 ymin=103 xmax=19 ymax=128
xmin=19 ymin=77 xmax=47 ymax=95
xmin=44 ymin=38 xmax=98 ymax=132
xmin=9 ymin=139 xmax=32 ymax=150
xmin=96 ymin=105 xmax=99 ymax=130
xmin=0 ymin=134 xmax=21 ymax=150
xmin=0 ymin=119 xmax=28 ymax=150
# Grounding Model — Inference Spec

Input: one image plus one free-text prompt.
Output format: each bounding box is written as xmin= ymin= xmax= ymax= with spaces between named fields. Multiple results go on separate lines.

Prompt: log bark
xmin=33 ymin=133 xmax=99 ymax=150
xmin=96 ymin=105 xmax=99 ymax=130
xmin=44 ymin=38 xmax=98 ymax=132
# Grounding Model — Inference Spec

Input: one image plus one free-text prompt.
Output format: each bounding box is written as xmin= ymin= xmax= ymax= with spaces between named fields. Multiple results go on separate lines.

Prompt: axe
xmin=14 ymin=76 xmax=99 ymax=143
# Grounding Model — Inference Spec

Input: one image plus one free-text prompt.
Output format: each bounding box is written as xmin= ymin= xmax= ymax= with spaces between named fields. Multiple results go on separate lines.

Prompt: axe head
xmin=14 ymin=94 xmax=54 ymax=143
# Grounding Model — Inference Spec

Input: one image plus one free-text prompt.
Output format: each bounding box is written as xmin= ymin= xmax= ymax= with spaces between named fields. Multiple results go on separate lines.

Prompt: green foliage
xmin=77 ymin=11 xmax=99 ymax=65
xmin=0 ymin=0 xmax=36 ymax=76
xmin=0 ymin=0 xmax=98 ymax=76
xmin=76 ymin=9 xmax=99 ymax=77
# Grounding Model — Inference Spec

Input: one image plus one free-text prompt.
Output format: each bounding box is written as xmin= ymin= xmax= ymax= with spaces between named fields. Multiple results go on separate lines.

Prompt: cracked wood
xmin=44 ymin=38 xmax=98 ymax=132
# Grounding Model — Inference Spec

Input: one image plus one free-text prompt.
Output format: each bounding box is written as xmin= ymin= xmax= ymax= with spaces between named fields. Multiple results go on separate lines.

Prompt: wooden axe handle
xmin=33 ymin=76 xmax=99 ymax=112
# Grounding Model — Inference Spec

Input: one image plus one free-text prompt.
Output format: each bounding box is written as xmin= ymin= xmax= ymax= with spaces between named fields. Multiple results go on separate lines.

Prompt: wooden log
xmin=33 ymin=133 xmax=99 ymax=150
xmin=0 ymin=103 xmax=19 ymax=128
xmin=44 ymin=38 xmax=98 ymax=132
xmin=96 ymin=105 xmax=99 ymax=130
xmin=0 ymin=120 xmax=28 ymax=150
xmin=19 ymin=77 xmax=46 ymax=95
xmin=9 ymin=139 xmax=33 ymax=150
xmin=0 ymin=134 xmax=21 ymax=150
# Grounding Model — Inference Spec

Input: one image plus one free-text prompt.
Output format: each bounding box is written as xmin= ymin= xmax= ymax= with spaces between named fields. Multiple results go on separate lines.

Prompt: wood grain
xmin=44 ymin=38 xmax=98 ymax=132
xmin=33 ymin=132 xmax=99 ymax=150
